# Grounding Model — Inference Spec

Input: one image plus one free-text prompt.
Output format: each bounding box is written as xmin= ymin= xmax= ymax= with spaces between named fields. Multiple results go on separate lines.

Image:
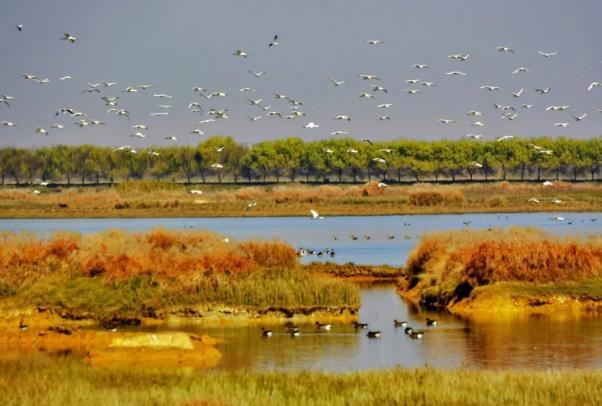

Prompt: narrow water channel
xmin=131 ymin=283 xmax=602 ymax=371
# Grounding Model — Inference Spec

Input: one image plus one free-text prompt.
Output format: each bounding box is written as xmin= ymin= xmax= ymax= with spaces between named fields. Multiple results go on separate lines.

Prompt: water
xmin=1 ymin=213 xmax=600 ymax=370
xmin=126 ymin=284 xmax=602 ymax=371
xmin=0 ymin=212 xmax=599 ymax=266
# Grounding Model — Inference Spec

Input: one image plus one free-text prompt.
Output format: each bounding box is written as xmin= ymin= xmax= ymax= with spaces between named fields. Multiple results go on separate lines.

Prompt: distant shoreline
xmin=0 ymin=180 xmax=600 ymax=218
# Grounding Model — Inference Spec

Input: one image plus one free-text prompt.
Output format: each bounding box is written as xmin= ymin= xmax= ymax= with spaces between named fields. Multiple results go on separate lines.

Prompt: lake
xmin=0 ymin=212 xmax=599 ymax=266
xmin=1 ymin=213 xmax=600 ymax=371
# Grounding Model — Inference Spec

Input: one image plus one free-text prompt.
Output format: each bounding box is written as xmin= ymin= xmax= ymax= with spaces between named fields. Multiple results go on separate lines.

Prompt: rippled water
xmin=0 ymin=212 xmax=599 ymax=266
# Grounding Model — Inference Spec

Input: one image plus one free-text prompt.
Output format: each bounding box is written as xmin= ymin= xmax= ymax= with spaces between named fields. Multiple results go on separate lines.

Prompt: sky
xmin=0 ymin=0 xmax=601 ymax=148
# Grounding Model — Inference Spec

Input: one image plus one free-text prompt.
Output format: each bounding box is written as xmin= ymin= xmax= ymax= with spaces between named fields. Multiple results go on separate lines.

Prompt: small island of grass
xmin=398 ymin=227 xmax=602 ymax=316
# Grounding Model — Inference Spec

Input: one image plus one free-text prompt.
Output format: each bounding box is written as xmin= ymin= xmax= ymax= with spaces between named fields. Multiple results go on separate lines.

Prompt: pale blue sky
xmin=0 ymin=0 xmax=601 ymax=148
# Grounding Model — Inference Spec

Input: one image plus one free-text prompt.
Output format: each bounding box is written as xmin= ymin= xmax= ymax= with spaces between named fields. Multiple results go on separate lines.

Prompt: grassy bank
xmin=0 ymin=358 xmax=600 ymax=406
xmin=0 ymin=229 xmax=359 ymax=322
xmin=304 ymin=262 xmax=405 ymax=280
xmin=398 ymin=228 xmax=602 ymax=314
xmin=0 ymin=180 xmax=600 ymax=218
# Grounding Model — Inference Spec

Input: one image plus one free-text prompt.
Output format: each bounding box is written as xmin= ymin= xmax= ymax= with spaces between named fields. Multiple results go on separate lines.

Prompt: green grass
xmin=17 ymin=268 xmax=359 ymax=321
xmin=0 ymin=358 xmax=600 ymax=406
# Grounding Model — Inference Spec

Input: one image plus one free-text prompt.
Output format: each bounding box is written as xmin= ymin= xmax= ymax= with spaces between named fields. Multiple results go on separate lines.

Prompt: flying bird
xmin=512 ymin=67 xmax=531 ymax=74
xmin=268 ymin=35 xmax=279 ymax=47
xmin=60 ymin=33 xmax=77 ymax=43
xmin=496 ymin=135 xmax=514 ymax=141
xmin=446 ymin=71 xmax=467 ymax=76
xmin=16 ymin=24 xmax=23 ymax=32
xmin=304 ymin=122 xmax=319 ymax=129
xmin=496 ymin=46 xmax=514 ymax=53
xmin=248 ymin=71 xmax=266 ymax=77
xmin=366 ymin=39 xmax=384 ymax=45
xmin=233 ymin=49 xmax=248 ymax=57
xmin=538 ymin=51 xmax=557 ymax=58
xmin=330 ymin=79 xmax=345 ymax=86
xmin=587 ymin=82 xmax=600 ymax=91
xmin=511 ymin=88 xmax=524 ymax=98
xmin=572 ymin=113 xmax=588 ymax=121
xmin=480 ymin=85 xmax=502 ymax=91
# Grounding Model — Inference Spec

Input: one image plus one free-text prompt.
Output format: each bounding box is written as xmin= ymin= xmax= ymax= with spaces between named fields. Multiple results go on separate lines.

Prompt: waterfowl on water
xmin=426 ymin=318 xmax=438 ymax=327
xmin=19 ymin=316 xmax=28 ymax=331
xmin=315 ymin=322 xmax=332 ymax=331
xmin=261 ymin=327 xmax=273 ymax=337
xmin=404 ymin=327 xmax=414 ymax=335
xmin=367 ymin=330 xmax=381 ymax=338
xmin=410 ymin=331 xmax=424 ymax=340
xmin=289 ymin=330 xmax=300 ymax=337
xmin=354 ymin=321 xmax=368 ymax=329
xmin=393 ymin=319 xmax=407 ymax=327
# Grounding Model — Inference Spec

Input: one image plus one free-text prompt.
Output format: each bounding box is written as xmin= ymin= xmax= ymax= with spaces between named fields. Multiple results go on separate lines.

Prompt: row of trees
xmin=0 ymin=136 xmax=600 ymax=185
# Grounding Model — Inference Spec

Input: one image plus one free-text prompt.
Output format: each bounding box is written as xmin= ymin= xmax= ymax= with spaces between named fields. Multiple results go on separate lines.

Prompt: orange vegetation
xmin=0 ymin=229 xmax=296 ymax=286
xmin=406 ymin=228 xmax=602 ymax=286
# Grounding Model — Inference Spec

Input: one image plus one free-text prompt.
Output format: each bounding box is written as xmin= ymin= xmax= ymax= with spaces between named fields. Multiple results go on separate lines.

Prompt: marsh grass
xmin=0 ymin=181 xmax=600 ymax=217
xmin=0 ymin=358 xmax=600 ymax=406
xmin=402 ymin=228 xmax=602 ymax=308
xmin=0 ymin=229 xmax=358 ymax=319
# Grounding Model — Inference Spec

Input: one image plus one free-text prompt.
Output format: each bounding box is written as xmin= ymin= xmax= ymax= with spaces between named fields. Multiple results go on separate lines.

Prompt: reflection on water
xmin=0 ymin=212 xmax=599 ymax=266
xmin=131 ymin=284 xmax=602 ymax=371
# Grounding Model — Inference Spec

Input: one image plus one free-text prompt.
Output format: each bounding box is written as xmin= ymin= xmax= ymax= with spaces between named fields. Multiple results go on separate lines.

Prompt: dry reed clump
xmin=0 ymin=231 xmax=81 ymax=285
xmin=230 ymin=187 xmax=268 ymax=201
xmin=270 ymin=185 xmax=359 ymax=204
xmin=406 ymin=228 xmax=602 ymax=287
xmin=361 ymin=181 xmax=387 ymax=196
xmin=116 ymin=180 xmax=184 ymax=193
xmin=0 ymin=229 xmax=298 ymax=287
xmin=408 ymin=189 xmax=464 ymax=206
xmin=237 ymin=241 xmax=297 ymax=268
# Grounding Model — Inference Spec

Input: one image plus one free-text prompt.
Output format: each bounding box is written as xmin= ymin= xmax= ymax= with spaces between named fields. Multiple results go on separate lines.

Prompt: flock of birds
xmin=1 ymin=25 xmax=601 ymax=171
xmin=259 ymin=317 xmax=439 ymax=340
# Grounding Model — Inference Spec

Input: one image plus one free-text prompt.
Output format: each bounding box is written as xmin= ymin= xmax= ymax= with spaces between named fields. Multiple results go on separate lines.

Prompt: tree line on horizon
xmin=0 ymin=136 xmax=600 ymax=185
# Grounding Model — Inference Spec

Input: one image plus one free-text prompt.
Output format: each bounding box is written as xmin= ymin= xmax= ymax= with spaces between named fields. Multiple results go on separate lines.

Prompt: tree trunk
xmin=520 ymin=164 xmax=526 ymax=181
xmin=450 ymin=170 xmax=456 ymax=183
xmin=537 ymin=165 xmax=541 ymax=182
xmin=502 ymin=164 xmax=506 ymax=181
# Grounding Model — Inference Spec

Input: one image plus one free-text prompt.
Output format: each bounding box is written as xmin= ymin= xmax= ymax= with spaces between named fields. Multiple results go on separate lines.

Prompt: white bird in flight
xmin=310 ymin=209 xmax=323 ymax=220
xmin=446 ymin=71 xmax=467 ymax=76
xmin=538 ymin=51 xmax=557 ymax=58
xmin=330 ymin=79 xmax=345 ymax=86
xmin=496 ymin=135 xmax=514 ymax=142
xmin=587 ymin=82 xmax=600 ymax=91
xmin=513 ymin=67 xmax=531 ymax=74
xmin=233 ymin=49 xmax=248 ymax=57
xmin=304 ymin=122 xmax=319 ymax=129
xmin=60 ymin=33 xmax=77 ymax=43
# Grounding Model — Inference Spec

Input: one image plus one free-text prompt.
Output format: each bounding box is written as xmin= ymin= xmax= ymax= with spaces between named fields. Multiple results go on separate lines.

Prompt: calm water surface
xmin=135 ymin=284 xmax=602 ymax=371
xmin=0 ymin=212 xmax=600 ymax=266
xmin=2 ymin=213 xmax=600 ymax=371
